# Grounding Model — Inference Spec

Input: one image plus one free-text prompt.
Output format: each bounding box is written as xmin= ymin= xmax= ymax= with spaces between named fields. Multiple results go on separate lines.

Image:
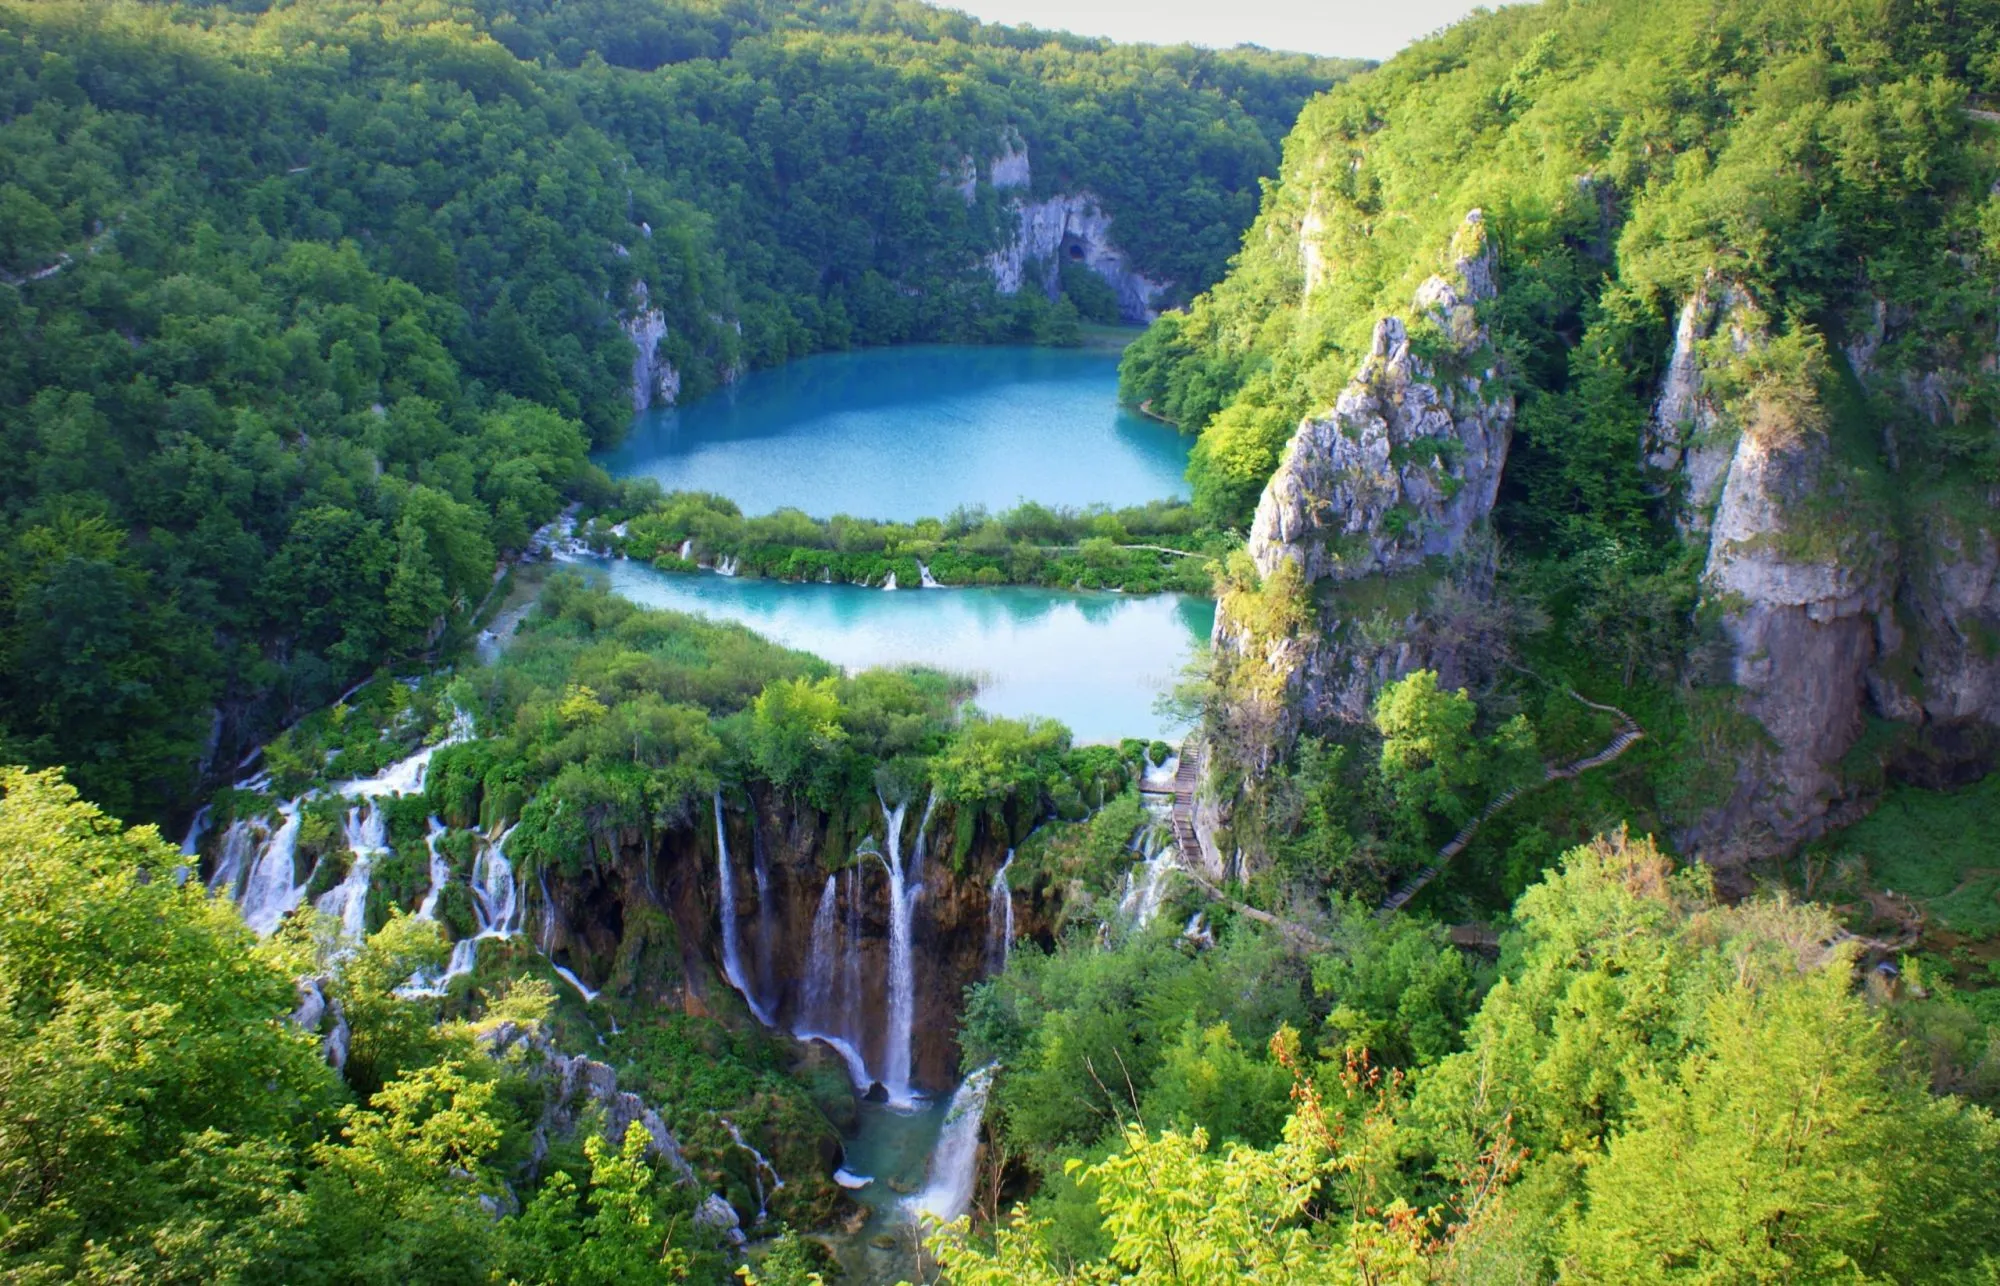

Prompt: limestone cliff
xmin=622 ymin=281 xmax=680 ymax=413
xmin=1654 ymin=281 xmax=1999 ymax=860
xmin=980 ymin=135 xmax=1164 ymax=323
xmin=1217 ymin=211 xmax=1515 ymax=736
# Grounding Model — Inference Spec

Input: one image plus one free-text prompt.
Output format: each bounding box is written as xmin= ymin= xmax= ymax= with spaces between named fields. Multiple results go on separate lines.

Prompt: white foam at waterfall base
xmin=713 ymin=791 xmax=776 ymax=1026
xmin=833 ymin=1167 xmax=873 ymax=1190
xmin=907 ymin=1064 xmax=997 ymax=1226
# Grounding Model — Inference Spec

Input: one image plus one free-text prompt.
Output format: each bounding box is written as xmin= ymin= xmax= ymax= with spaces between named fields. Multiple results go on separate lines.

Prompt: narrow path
xmin=1376 ymin=690 xmax=1644 ymax=918
xmin=1135 ymin=399 xmax=1177 ymax=426
xmin=1170 ymin=740 xmax=1204 ymax=872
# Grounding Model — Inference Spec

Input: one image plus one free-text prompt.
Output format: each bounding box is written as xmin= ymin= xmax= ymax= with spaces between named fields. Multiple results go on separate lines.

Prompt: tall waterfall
xmin=987 ymin=852 xmax=1015 ymax=972
xmin=240 ymin=805 xmax=306 ymax=936
xmin=316 ymin=802 xmax=388 ymax=941
xmin=713 ymin=791 xmax=775 ymax=1026
xmin=908 ymin=1064 xmax=998 ymax=1225
xmin=875 ymin=791 xmax=934 ymax=1107
xmin=179 ymin=806 xmax=212 ymax=857
xmin=413 ymin=818 xmax=449 ymax=920
xmin=752 ymin=831 xmax=775 ymax=1008
xmin=796 ymin=874 xmax=871 ymax=1088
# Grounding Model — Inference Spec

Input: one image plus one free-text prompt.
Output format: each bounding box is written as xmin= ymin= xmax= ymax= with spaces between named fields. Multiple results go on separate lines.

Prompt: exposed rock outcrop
xmin=483 ymin=1019 xmax=701 ymax=1185
xmin=1218 ymin=211 xmax=1514 ymax=734
xmin=1654 ymin=279 xmax=1998 ymax=861
xmin=623 ymin=282 xmax=679 ymax=413
xmin=981 ymin=137 xmax=1164 ymax=323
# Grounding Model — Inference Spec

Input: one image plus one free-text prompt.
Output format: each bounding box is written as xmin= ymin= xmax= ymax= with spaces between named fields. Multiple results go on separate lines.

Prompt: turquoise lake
xmin=588 ymin=343 xmax=1213 ymax=743
xmin=594 ymin=557 xmax=1213 ymax=744
xmin=596 ymin=344 xmax=1191 ymax=520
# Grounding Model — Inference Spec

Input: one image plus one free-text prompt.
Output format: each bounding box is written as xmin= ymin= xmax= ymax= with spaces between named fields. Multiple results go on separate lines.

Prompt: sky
xmin=946 ymin=0 xmax=1494 ymax=62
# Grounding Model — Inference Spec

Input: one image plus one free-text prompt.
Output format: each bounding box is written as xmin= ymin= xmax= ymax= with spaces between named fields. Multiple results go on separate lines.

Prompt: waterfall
xmin=720 ymin=1118 xmax=783 ymax=1224
xmin=413 ymin=818 xmax=449 ymax=920
xmin=881 ymin=570 xmax=898 ymax=591
xmin=987 ymin=852 xmax=1015 ymax=972
xmin=1118 ymin=844 xmax=1179 ymax=931
xmin=716 ymin=554 xmax=739 ymax=576
xmin=315 ymin=802 xmax=388 ymax=942
xmin=678 ymin=538 xmax=694 ymax=560
xmin=752 ymin=832 xmax=775 ymax=1007
xmin=795 ymin=875 xmax=871 ymax=1089
xmin=207 ymin=818 xmax=257 ymax=901
xmin=471 ymin=825 xmax=522 ymax=938
xmin=240 ymin=805 xmax=306 ymax=936
xmin=843 ymin=865 xmax=863 ymax=1063
xmin=917 ymin=561 xmax=941 ymax=589
xmin=713 ymin=791 xmax=774 ymax=1026
xmin=907 ymin=1064 xmax=998 ymax=1225
xmin=552 ymin=964 xmax=600 ymax=1003
xmin=333 ymin=706 xmax=473 ymax=800
xmin=872 ymin=791 xmax=929 ymax=1106
xmin=539 ymin=869 xmax=556 ymax=952
xmin=802 ymin=876 xmax=838 ymax=1027
xmin=400 ymin=825 xmax=514 ymax=997
xmin=179 ymin=805 xmax=212 ymax=857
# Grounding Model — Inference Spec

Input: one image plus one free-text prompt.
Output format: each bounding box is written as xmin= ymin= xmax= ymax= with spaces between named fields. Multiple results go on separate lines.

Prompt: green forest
xmin=7 ymin=0 xmax=2000 ymax=1280
xmin=0 ymin=0 xmax=1348 ymax=821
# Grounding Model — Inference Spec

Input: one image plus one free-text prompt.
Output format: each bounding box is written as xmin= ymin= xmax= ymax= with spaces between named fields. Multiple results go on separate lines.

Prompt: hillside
xmin=0 ymin=0 xmax=1354 ymax=821
xmin=1126 ymin=0 xmax=2000 ymax=889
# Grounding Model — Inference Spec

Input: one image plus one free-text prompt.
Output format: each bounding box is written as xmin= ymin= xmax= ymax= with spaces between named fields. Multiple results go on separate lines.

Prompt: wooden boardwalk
xmin=1170 ymin=740 xmax=1205 ymax=871
xmin=1376 ymin=691 xmax=1644 ymax=918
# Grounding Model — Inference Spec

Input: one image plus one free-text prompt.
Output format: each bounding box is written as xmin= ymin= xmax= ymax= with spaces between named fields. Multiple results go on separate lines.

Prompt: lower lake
xmin=592 ymin=558 xmax=1213 ymax=744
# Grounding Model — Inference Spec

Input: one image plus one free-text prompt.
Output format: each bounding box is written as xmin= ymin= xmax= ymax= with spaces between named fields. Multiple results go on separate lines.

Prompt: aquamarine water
xmin=596 ymin=558 xmax=1213 ymax=744
xmin=598 ymin=345 xmax=1190 ymax=520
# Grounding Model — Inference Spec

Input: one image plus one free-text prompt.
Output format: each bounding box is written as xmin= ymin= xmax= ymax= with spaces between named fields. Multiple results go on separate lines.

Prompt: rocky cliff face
xmin=980 ymin=136 xmax=1164 ymax=323
xmin=1217 ymin=211 xmax=1515 ymax=733
xmin=536 ymin=787 xmax=1025 ymax=1096
xmin=623 ymin=282 xmax=680 ymax=413
xmin=1655 ymin=281 xmax=1999 ymax=860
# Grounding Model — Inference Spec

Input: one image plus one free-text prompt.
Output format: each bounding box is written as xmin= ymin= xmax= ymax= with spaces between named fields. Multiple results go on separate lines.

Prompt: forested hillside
xmin=0 ymin=0 xmax=1350 ymax=821
xmin=1128 ymin=0 xmax=2000 ymax=887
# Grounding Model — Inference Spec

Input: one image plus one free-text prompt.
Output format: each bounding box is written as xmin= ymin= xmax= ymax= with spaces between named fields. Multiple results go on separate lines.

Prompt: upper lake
xmin=596 ymin=344 xmax=1190 ymax=520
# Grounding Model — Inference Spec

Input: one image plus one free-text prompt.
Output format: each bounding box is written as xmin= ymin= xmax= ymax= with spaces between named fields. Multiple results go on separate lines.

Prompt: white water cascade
xmin=400 ymin=824 xmax=519 ymax=997
xmin=988 ymin=852 xmax=1015 ymax=972
xmin=240 ymin=805 xmax=306 ymax=936
xmin=413 ymin=818 xmax=450 ymax=920
xmin=917 ymin=561 xmax=941 ymax=589
xmin=552 ymin=964 xmax=600 ymax=1003
xmin=875 ymin=791 xmax=934 ymax=1108
xmin=207 ymin=817 xmax=258 ymax=901
xmin=907 ymin=1063 xmax=998 ymax=1225
xmin=714 ymin=791 xmax=776 ymax=1026
xmin=793 ymin=875 xmax=871 ymax=1086
xmin=720 ymin=1118 xmax=784 ymax=1224
xmin=316 ymin=802 xmax=388 ymax=942
xmin=1117 ymin=843 xmax=1180 ymax=931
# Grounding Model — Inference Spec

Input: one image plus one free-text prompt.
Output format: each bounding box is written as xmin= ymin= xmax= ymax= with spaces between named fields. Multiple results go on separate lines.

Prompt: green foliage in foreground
xmin=937 ymin=832 xmax=2000 ymax=1284
xmin=0 ymin=765 xmax=742 ymax=1284
xmin=592 ymin=488 xmax=1225 ymax=594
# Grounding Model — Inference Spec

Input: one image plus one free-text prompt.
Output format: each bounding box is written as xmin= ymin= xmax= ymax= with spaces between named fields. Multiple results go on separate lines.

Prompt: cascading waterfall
xmin=720 ymin=1118 xmax=784 ymax=1224
xmin=179 ymin=806 xmax=212 ymax=857
xmin=401 ymin=824 xmax=518 ymax=997
xmin=714 ymin=791 xmax=775 ymax=1026
xmin=552 ymin=964 xmax=600 ymax=1003
xmin=795 ymin=874 xmax=871 ymax=1088
xmin=413 ymin=818 xmax=450 ymax=920
xmin=207 ymin=818 xmax=257 ymax=901
xmin=240 ymin=805 xmax=306 ymax=936
xmin=316 ymin=802 xmax=388 ymax=942
xmin=873 ymin=790 xmax=934 ymax=1107
xmin=907 ymin=1063 xmax=998 ymax=1225
xmin=987 ymin=852 xmax=1015 ymax=972
xmin=1117 ymin=842 xmax=1179 ymax=931
xmin=752 ymin=832 xmax=775 ymax=1007
xmin=917 ymin=561 xmax=941 ymax=589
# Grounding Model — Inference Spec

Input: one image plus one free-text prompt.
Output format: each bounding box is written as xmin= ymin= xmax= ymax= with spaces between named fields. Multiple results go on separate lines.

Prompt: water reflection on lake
xmin=594 ymin=558 xmax=1212 ymax=744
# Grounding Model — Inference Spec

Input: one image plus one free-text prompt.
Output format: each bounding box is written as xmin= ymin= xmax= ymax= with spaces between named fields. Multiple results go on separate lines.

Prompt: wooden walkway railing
xmin=1170 ymin=740 xmax=1205 ymax=871
xmin=1376 ymin=691 xmax=1644 ymax=918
